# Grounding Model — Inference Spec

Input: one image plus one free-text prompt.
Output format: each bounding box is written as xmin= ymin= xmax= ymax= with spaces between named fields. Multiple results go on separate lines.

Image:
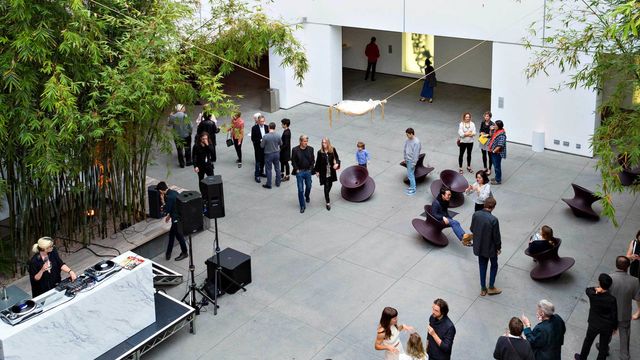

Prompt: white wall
xmin=342 ymin=28 xmax=492 ymax=89
xmin=404 ymin=0 xmax=545 ymax=44
xmin=491 ymin=42 xmax=597 ymax=157
xmin=434 ymin=36 xmax=492 ymax=89
xmin=269 ymin=23 xmax=342 ymax=109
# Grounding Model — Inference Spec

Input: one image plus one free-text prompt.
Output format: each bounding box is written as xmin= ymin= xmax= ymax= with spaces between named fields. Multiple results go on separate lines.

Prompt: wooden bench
xmin=524 ymin=238 xmax=575 ymax=280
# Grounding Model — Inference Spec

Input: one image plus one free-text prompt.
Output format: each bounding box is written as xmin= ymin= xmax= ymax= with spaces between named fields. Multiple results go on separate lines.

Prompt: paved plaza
xmin=144 ymin=69 xmax=640 ymax=359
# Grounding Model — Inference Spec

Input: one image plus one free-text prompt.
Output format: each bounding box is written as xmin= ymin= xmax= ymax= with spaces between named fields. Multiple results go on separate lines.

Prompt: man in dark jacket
xmin=574 ymin=273 xmax=618 ymax=360
xmin=196 ymin=110 xmax=219 ymax=146
xmin=522 ymin=299 xmax=566 ymax=360
xmin=431 ymin=187 xmax=473 ymax=246
xmin=364 ymin=36 xmax=380 ymax=81
xmin=156 ymin=181 xmax=188 ymax=261
xmin=291 ymin=134 xmax=315 ymax=213
xmin=251 ymin=113 xmax=269 ymax=183
xmin=427 ymin=298 xmax=456 ymax=360
xmin=470 ymin=197 xmax=501 ymax=296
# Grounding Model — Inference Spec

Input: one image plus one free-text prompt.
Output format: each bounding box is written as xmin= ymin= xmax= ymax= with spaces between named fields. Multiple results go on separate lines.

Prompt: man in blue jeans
xmin=470 ymin=197 xmax=502 ymax=296
xmin=489 ymin=120 xmax=507 ymax=185
xmin=403 ymin=127 xmax=421 ymax=195
xmin=291 ymin=135 xmax=315 ymax=213
xmin=431 ymin=187 xmax=473 ymax=246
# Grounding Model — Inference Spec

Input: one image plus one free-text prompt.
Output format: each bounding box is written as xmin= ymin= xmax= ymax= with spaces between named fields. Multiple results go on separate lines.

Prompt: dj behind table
xmin=0 ymin=251 xmax=155 ymax=360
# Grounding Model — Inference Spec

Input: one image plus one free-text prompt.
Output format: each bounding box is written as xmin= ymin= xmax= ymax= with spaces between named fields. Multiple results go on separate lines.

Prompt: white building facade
xmin=255 ymin=0 xmax=598 ymax=157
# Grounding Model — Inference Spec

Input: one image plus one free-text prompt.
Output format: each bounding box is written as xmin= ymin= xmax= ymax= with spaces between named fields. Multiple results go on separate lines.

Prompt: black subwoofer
xmin=199 ymin=175 xmax=225 ymax=219
xmin=205 ymin=248 xmax=251 ymax=294
xmin=147 ymin=185 xmax=162 ymax=219
xmin=176 ymin=190 xmax=203 ymax=235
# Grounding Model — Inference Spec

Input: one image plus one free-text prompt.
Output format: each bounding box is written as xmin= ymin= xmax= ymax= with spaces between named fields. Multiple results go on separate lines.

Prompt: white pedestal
xmin=532 ymin=131 xmax=545 ymax=152
xmin=0 ymin=251 xmax=155 ymax=360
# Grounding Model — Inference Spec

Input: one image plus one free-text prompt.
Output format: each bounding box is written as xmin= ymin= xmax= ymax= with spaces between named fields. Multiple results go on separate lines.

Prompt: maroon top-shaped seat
xmin=524 ymin=238 xmax=575 ymax=280
xmin=429 ymin=170 xmax=468 ymax=208
xmin=561 ymin=183 xmax=601 ymax=220
xmin=400 ymin=153 xmax=435 ymax=184
xmin=412 ymin=205 xmax=457 ymax=246
xmin=340 ymin=165 xmax=375 ymax=202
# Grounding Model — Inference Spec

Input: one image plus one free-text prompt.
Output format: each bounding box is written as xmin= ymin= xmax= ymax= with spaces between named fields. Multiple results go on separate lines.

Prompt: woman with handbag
xmin=457 ymin=112 xmax=476 ymax=174
xmin=314 ymin=137 xmax=340 ymax=211
xmin=228 ymin=111 xmax=244 ymax=168
xmin=626 ymin=229 xmax=640 ymax=320
xmin=478 ymin=111 xmax=495 ymax=175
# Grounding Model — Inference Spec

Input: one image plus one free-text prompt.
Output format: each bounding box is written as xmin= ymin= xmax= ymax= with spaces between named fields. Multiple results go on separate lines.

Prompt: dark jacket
xmin=163 ymin=189 xmax=180 ymax=220
xmin=196 ymin=117 xmax=219 ymax=145
xmin=523 ymin=314 xmax=566 ymax=360
xmin=291 ymin=145 xmax=315 ymax=174
xmin=314 ymin=149 xmax=341 ymax=185
xmin=431 ymin=196 xmax=451 ymax=222
xmin=493 ymin=336 xmax=534 ymax=360
xmin=470 ymin=209 xmax=501 ymax=258
xmin=585 ymin=287 xmax=618 ymax=331
xmin=427 ymin=315 xmax=456 ymax=360
xmin=28 ymin=248 xmax=65 ymax=297
xmin=192 ymin=143 xmax=216 ymax=170
xmin=425 ymin=65 xmax=437 ymax=87
xmin=280 ymin=128 xmax=291 ymax=162
xmin=251 ymin=124 xmax=269 ymax=149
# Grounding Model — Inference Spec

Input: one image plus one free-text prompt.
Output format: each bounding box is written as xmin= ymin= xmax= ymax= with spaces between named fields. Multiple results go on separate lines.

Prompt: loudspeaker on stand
xmin=199 ymin=175 xmax=225 ymax=219
xmin=177 ymin=191 xmax=204 ymax=235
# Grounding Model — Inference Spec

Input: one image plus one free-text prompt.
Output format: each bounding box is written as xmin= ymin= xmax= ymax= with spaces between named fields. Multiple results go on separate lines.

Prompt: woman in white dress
xmin=465 ymin=170 xmax=492 ymax=212
xmin=375 ymin=307 xmax=415 ymax=360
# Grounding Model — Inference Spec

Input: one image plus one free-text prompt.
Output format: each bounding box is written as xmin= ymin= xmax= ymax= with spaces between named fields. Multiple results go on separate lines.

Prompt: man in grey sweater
xmin=403 ymin=127 xmax=421 ymax=195
xmin=607 ymin=256 xmax=640 ymax=360
xmin=169 ymin=104 xmax=192 ymax=168
xmin=260 ymin=122 xmax=283 ymax=189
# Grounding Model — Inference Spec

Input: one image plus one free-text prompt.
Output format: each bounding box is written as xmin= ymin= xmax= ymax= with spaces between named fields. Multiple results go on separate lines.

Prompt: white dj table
xmin=0 ymin=251 xmax=155 ymax=360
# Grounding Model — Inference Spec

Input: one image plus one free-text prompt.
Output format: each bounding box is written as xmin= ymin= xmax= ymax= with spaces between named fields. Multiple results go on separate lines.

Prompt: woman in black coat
xmin=280 ymin=118 xmax=292 ymax=181
xmin=192 ymin=131 xmax=216 ymax=181
xmin=314 ymin=137 xmax=340 ymax=211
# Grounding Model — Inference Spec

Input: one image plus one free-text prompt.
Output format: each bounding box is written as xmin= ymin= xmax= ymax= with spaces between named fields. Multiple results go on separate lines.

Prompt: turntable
xmin=84 ymin=259 xmax=122 ymax=281
xmin=0 ymin=299 xmax=43 ymax=326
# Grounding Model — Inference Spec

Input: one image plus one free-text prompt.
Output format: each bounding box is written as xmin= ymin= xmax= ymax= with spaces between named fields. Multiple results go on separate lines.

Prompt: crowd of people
xmin=162 ymin=104 xmax=640 ymax=359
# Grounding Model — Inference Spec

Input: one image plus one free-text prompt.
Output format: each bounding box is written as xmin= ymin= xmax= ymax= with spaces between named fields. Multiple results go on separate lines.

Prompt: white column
xmin=269 ymin=23 xmax=343 ymax=109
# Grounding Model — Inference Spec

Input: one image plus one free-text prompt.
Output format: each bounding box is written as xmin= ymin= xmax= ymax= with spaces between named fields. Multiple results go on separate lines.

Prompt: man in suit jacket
xmin=608 ymin=256 xmax=640 ymax=360
xmin=574 ymin=273 xmax=618 ymax=360
xmin=251 ymin=113 xmax=269 ymax=183
xmin=470 ymin=197 xmax=501 ymax=296
xmin=522 ymin=299 xmax=566 ymax=360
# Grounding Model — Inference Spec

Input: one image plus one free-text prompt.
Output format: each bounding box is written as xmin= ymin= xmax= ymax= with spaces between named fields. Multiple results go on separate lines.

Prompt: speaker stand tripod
xmin=181 ymin=234 xmax=215 ymax=334
xmin=209 ymin=217 xmax=247 ymax=315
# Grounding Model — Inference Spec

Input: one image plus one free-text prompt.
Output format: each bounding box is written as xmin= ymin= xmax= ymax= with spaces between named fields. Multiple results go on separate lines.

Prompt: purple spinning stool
xmin=340 ymin=165 xmax=375 ymax=202
xmin=412 ymin=205 xmax=458 ymax=246
xmin=400 ymin=153 xmax=435 ymax=184
xmin=429 ymin=169 xmax=469 ymax=208
xmin=561 ymin=183 xmax=601 ymax=220
xmin=524 ymin=239 xmax=575 ymax=280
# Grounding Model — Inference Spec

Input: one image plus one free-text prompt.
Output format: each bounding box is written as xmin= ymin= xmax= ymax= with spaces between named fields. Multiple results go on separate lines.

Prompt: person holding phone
xmin=192 ymin=131 xmax=216 ymax=181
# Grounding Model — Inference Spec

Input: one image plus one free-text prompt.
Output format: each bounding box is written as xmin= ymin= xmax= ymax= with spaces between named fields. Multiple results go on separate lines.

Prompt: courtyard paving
xmin=143 ymin=69 xmax=640 ymax=360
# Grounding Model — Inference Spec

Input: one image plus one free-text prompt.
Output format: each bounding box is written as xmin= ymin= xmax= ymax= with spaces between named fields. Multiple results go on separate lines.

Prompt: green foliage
xmin=524 ymin=0 xmax=640 ymax=225
xmin=0 ymin=0 xmax=307 ymax=275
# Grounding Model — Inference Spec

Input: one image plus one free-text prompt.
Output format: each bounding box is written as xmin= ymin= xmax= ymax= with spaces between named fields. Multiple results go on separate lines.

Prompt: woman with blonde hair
xmin=314 ymin=137 xmax=341 ymax=211
xmin=28 ymin=237 xmax=76 ymax=297
xmin=400 ymin=333 xmax=427 ymax=360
